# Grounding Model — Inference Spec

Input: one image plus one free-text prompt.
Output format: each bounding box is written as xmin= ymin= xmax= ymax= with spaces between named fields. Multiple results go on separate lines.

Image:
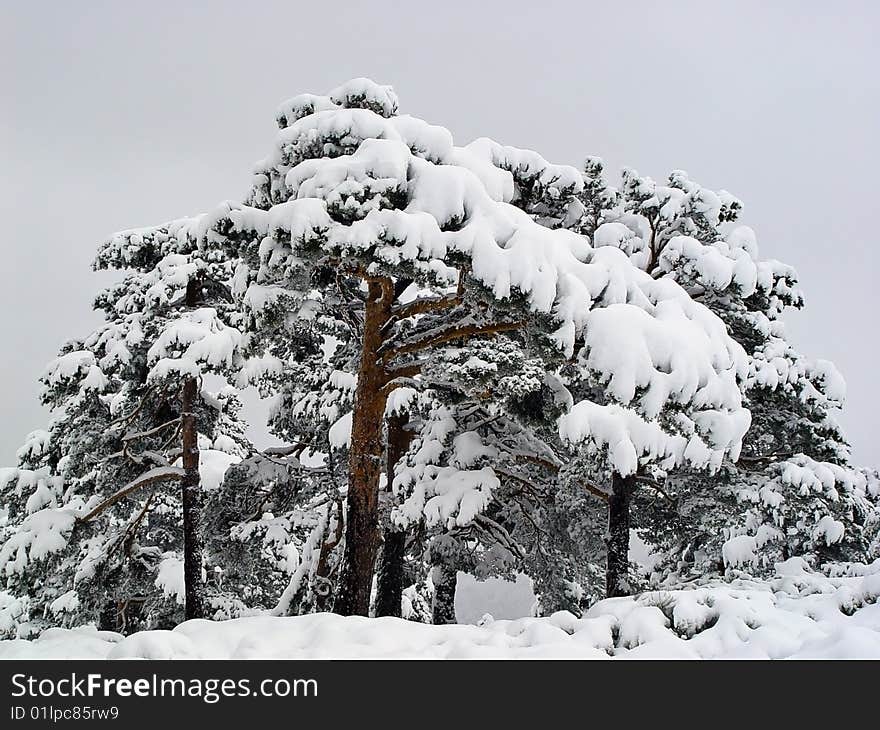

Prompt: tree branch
xmin=473 ymin=514 xmax=524 ymax=560
xmin=121 ymin=418 xmax=180 ymax=443
xmin=389 ymin=293 xmax=462 ymax=322
xmin=78 ymin=466 xmax=185 ymax=523
xmin=514 ymin=453 xmax=608 ymax=502
xmin=737 ymin=451 xmax=795 ymax=465
xmin=633 ymin=475 xmax=677 ymax=504
xmin=106 ymin=493 xmax=155 ymax=563
xmin=381 ymin=319 xmax=524 ymax=363
xmin=108 ymin=385 xmax=157 ymax=430
xmin=514 ymin=452 xmax=566 ymax=473
xmin=494 ymin=466 xmax=552 ymax=500
xmin=263 ymin=443 xmax=310 ymax=457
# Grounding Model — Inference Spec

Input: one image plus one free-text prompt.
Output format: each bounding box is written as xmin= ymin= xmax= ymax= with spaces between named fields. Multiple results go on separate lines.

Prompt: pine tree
xmin=584 ymin=165 xmax=880 ymax=579
xmin=0 ymin=218 xmax=247 ymax=635
xmin=243 ymin=79 xmax=748 ymax=612
xmin=1 ymin=79 xmax=762 ymax=629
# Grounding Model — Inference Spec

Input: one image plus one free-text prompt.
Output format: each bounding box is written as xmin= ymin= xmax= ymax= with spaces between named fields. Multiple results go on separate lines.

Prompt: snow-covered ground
xmin=2 ymin=557 xmax=879 ymax=659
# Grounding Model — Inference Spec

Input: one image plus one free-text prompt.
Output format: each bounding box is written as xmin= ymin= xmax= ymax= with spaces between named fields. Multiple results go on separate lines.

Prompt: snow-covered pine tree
xmin=0 ymin=218 xmax=246 ymax=635
xmin=385 ymin=265 xmax=751 ymax=610
xmin=184 ymin=201 xmax=361 ymax=616
xmin=8 ymin=79 xmax=751 ymax=623
xmin=554 ymin=303 xmax=750 ymax=597
xmin=91 ymin=220 xmax=248 ymax=618
xmin=582 ymin=165 xmax=880 ymax=577
xmin=238 ymin=80 xmax=594 ymax=615
xmin=655 ymin=229 xmax=879 ymax=576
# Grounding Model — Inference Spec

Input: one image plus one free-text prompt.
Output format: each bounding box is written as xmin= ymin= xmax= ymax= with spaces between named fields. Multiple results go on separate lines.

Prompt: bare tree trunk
xmin=606 ymin=471 xmax=636 ymax=599
xmin=431 ymin=563 xmax=457 ymax=624
xmin=375 ymin=412 xmax=413 ymax=617
xmin=334 ymin=279 xmax=393 ymax=616
xmin=181 ymin=278 xmax=206 ymax=620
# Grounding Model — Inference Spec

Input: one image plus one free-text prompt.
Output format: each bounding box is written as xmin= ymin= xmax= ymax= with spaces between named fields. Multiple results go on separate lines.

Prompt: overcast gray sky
xmin=1 ymin=0 xmax=877 ymax=465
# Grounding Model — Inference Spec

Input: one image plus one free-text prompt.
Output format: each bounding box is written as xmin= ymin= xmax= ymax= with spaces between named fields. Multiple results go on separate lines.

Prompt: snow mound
xmin=4 ymin=559 xmax=880 ymax=659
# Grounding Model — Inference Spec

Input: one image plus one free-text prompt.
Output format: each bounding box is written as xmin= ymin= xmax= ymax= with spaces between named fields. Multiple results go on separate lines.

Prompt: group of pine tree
xmin=1 ymin=79 xmax=878 ymax=636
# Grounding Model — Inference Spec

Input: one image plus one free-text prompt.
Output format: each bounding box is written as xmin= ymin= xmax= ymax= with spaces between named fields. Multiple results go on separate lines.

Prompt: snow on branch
xmin=387 ymin=292 xmax=463 ymax=321
xmin=381 ymin=318 xmax=524 ymax=364
xmin=559 ymin=401 xmax=750 ymax=477
xmin=135 ymin=79 xmax=751 ymax=448
xmin=78 ymin=466 xmax=185 ymax=523
xmin=0 ymin=508 xmax=79 ymax=576
xmin=146 ymin=307 xmax=243 ymax=382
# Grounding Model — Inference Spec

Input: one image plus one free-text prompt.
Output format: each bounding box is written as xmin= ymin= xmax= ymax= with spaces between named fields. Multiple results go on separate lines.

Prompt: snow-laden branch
xmin=121 ymin=418 xmax=180 ymax=443
xmin=387 ymin=293 xmax=463 ymax=323
xmin=381 ymin=319 xmax=524 ymax=364
xmin=78 ymin=466 xmax=185 ymax=523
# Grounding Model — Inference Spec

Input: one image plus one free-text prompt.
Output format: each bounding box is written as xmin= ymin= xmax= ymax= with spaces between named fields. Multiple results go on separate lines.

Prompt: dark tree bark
xmin=375 ymin=412 xmax=414 ymax=617
xmin=181 ymin=278 xmax=206 ymax=620
xmin=334 ymin=279 xmax=394 ymax=616
xmin=98 ymin=601 xmax=119 ymax=633
xmin=431 ymin=563 xmax=458 ymax=624
xmin=181 ymin=373 xmax=206 ymax=620
xmin=375 ymin=530 xmax=406 ymax=617
xmin=606 ymin=471 xmax=637 ymax=598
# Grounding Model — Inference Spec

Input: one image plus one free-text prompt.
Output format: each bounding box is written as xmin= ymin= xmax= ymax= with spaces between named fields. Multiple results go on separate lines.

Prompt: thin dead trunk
xmin=181 ymin=279 xmax=206 ymax=620
xmin=431 ymin=563 xmax=457 ymax=624
xmin=334 ymin=279 xmax=394 ymax=616
xmin=606 ymin=471 xmax=636 ymax=598
xmin=375 ymin=412 xmax=413 ymax=617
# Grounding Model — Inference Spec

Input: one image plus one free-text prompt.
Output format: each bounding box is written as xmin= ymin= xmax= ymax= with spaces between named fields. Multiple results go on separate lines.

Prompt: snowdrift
xmin=2 ymin=558 xmax=879 ymax=659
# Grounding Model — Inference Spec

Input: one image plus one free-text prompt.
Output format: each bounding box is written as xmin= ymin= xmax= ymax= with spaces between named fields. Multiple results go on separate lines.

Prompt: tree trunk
xmin=375 ymin=531 xmax=406 ymax=617
xmin=375 ymin=412 xmax=413 ymax=617
xmin=431 ymin=563 xmax=458 ymax=624
xmin=606 ymin=471 xmax=636 ymax=599
xmin=180 ymin=376 xmax=206 ymax=620
xmin=181 ymin=277 xmax=206 ymax=620
xmin=334 ymin=279 xmax=394 ymax=616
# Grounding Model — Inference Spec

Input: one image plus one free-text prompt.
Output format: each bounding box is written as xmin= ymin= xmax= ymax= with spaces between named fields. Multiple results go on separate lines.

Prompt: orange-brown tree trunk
xmin=334 ymin=278 xmax=394 ymax=616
